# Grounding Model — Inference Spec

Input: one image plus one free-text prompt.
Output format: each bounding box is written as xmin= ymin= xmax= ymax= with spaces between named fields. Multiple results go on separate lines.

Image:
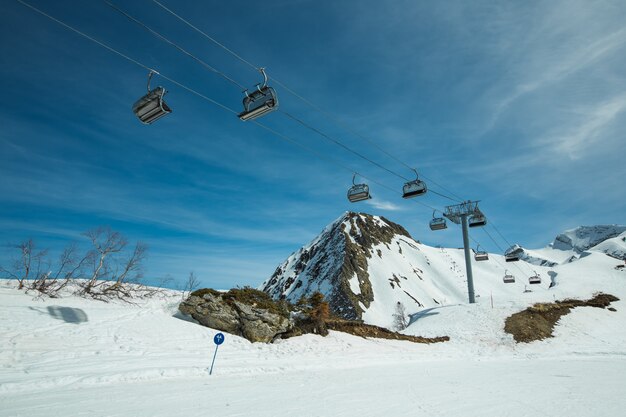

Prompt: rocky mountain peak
xmin=260 ymin=212 xmax=413 ymax=320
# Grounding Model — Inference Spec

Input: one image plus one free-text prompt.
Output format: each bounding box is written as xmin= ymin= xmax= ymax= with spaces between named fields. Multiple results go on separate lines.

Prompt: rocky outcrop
xmin=179 ymin=289 xmax=291 ymax=343
xmin=260 ymin=212 xmax=420 ymax=321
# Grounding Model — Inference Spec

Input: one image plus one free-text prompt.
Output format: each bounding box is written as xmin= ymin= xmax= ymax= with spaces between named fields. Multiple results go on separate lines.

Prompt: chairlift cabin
xmin=468 ymin=211 xmax=487 ymax=227
xmin=505 ymin=252 xmax=520 ymax=262
xmin=529 ymin=273 xmax=542 ymax=285
xmin=347 ymin=174 xmax=371 ymax=203
xmin=430 ymin=217 xmax=447 ymax=231
xmin=238 ymin=68 xmax=278 ymax=121
xmin=474 ymin=246 xmax=489 ymax=261
xmin=503 ymin=271 xmax=515 ymax=284
xmin=132 ymin=72 xmax=171 ymax=124
xmin=429 ymin=211 xmax=447 ymax=231
xmin=402 ymin=170 xmax=427 ymax=198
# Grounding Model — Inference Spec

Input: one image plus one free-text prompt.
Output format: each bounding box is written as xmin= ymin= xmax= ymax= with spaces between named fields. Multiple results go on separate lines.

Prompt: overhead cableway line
xmin=148 ymin=0 xmax=466 ymax=204
xmin=16 ymin=0 xmax=445 ymax=217
xmin=103 ymin=0 xmax=463 ymax=205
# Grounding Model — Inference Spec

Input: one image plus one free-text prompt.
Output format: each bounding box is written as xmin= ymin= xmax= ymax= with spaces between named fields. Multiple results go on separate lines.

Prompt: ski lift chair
xmin=132 ymin=71 xmax=171 ymax=124
xmin=468 ymin=210 xmax=487 ymax=227
xmin=503 ymin=271 xmax=515 ymax=284
xmin=347 ymin=174 xmax=371 ymax=203
xmin=505 ymin=253 xmax=520 ymax=262
xmin=529 ymin=272 xmax=542 ymax=285
xmin=474 ymin=246 xmax=489 ymax=261
xmin=402 ymin=169 xmax=427 ymax=198
xmin=429 ymin=211 xmax=447 ymax=231
xmin=238 ymin=68 xmax=278 ymax=121
xmin=429 ymin=217 xmax=447 ymax=231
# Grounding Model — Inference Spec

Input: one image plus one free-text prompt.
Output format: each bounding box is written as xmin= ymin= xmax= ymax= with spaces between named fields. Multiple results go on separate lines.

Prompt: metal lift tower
xmin=444 ymin=201 xmax=484 ymax=304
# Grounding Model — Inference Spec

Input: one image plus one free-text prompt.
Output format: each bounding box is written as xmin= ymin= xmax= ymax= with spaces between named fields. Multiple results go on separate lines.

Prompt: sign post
xmin=210 ymin=332 xmax=224 ymax=376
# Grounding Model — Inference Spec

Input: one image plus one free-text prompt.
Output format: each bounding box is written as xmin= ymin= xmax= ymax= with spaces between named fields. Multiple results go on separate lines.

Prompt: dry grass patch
xmin=504 ymin=293 xmax=619 ymax=343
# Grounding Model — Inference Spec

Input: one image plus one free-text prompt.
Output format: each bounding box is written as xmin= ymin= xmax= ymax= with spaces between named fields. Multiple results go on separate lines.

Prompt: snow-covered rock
xmin=589 ymin=232 xmax=626 ymax=260
xmin=551 ymin=225 xmax=626 ymax=253
xmin=260 ymin=212 xmax=415 ymax=321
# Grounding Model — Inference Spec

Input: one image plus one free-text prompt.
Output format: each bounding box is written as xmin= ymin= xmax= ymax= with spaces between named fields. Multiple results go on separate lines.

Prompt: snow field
xmin=2 ymin=224 xmax=626 ymax=416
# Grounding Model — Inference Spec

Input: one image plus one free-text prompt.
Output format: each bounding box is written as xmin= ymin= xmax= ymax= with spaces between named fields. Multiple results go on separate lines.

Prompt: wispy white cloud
xmin=485 ymin=27 xmax=626 ymax=132
xmin=545 ymin=94 xmax=626 ymax=160
xmin=365 ymin=199 xmax=404 ymax=212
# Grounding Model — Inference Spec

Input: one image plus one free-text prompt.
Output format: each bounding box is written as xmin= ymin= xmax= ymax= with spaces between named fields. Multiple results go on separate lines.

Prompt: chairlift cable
xmin=149 ymin=0 xmax=466 ymax=204
xmin=103 ymin=0 xmax=463 ymax=205
xmin=19 ymin=0 xmax=532 ymax=283
xmin=469 ymin=234 xmax=531 ymax=281
xmin=18 ymin=0 xmax=449 ymax=218
xmin=490 ymin=222 xmax=514 ymax=249
xmin=281 ymin=111 xmax=408 ymax=181
xmin=17 ymin=0 xmax=459 ymax=226
xmin=487 ymin=222 xmax=535 ymax=275
xmin=151 ymin=0 xmax=260 ymax=72
xmin=468 ymin=235 xmax=507 ymax=270
xmin=17 ymin=0 xmax=151 ymax=74
xmin=482 ymin=227 xmax=506 ymax=253
xmin=15 ymin=0 xmax=243 ymax=117
xmin=103 ymin=0 xmax=247 ymax=90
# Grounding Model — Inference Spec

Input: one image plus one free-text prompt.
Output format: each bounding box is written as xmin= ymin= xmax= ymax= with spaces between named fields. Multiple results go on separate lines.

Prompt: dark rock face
xmin=260 ymin=212 xmax=413 ymax=321
xmin=179 ymin=292 xmax=291 ymax=343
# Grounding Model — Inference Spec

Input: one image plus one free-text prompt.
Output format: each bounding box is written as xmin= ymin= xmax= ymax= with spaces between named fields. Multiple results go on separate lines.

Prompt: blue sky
xmin=1 ymin=0 xmax=625 ymax=289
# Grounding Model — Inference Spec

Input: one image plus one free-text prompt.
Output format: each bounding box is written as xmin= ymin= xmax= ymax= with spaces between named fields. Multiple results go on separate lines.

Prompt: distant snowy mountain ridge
xmin=260 ymin=212 xmax=625 ymax=328
xmin=551 ymin=225 xmax=626 ymax=253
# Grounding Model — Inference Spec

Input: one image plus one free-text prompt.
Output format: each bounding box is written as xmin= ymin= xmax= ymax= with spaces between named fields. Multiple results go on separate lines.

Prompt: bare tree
xmin=392 ymin=301 xmax=408 ymax=331
xmin=182 ymin=271 xmax=200 ymax=300
xmin=80 ymin=227 xmax=127 ymax=295
xmin=0 ymin=240 xmax=47 ymax=290
xmin=3 ymin=228 xmax=151 ymax=301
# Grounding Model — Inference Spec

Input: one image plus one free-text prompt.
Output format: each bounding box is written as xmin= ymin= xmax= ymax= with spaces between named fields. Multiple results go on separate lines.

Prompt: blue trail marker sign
xmin=210 ymin=332 xmax=224 ymax=375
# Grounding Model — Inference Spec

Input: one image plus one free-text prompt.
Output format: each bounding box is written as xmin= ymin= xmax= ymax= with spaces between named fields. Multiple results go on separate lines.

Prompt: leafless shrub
xmin=181 ymin=271 xmax=200 ymax=300
xmin=1 ymin=227 xmax=153 ymax=301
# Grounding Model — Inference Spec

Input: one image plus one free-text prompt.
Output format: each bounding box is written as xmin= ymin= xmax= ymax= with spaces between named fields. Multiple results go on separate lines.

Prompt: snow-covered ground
xmin=2 ymin=248 xmax=626 ymax=417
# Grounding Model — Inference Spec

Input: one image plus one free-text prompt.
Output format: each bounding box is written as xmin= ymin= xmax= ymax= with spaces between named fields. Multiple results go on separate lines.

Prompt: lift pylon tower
xmin=444 ymin=201 xmax=485 ymax=304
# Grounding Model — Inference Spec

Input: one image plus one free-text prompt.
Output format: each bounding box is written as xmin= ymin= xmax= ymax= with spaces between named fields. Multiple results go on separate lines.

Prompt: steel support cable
xmin=486 ymin=221 xmax=536 ymax=275
xmin=281 ymin=110 xmax=408 ymax=181
xmin=275 ymin=78 xmax=465 ymax=203
xmin=468 ymin=234 xmax=511 ymax=275
xmin=104 ymin=0 xmax=462 ymax=206
xmin=250 ymin=120 xmax=445 ymax=214
xmin=18 ymin=0 xmax=447 ymax=218
xmin=482 ymin=227 xmax=506 ymax=253
xmin=490 ymin=221 xmax=514 ymax=249
xmin=281 ymin=110 xmax=461 ymax=203
xmin=468 ymin=234 xmax=534 ymax=287
xmin=149 ymin=0 xmax=465 ymax=204
xmin=478 ymin=228 xmax=533 ymax=277
xmin=151 ymin=0 xmax=259 ymax=72
xmin=16 ymin=0 xmax=237 ymax=116
xmin=103 ymin=0 xmax=247 ymax=90
xmin=110 ymin=0 xmax=402 ymax=182
xmin=273 ymin=77 xmax=467 ymax=204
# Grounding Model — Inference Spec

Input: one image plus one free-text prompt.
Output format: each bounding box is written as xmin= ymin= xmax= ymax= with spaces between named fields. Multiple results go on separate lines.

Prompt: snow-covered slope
xmin=589 ymin=231 xmax=626 ymax=260
xmin=2 ymin=249 xmax=626 ymax=417
xmin=262 ymin=212 xmax=625 ymax=329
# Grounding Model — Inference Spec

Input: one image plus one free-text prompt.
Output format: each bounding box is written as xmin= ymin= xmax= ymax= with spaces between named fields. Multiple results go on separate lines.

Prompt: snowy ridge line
xmin=262 ymin=214 xmax=626 ymax=330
